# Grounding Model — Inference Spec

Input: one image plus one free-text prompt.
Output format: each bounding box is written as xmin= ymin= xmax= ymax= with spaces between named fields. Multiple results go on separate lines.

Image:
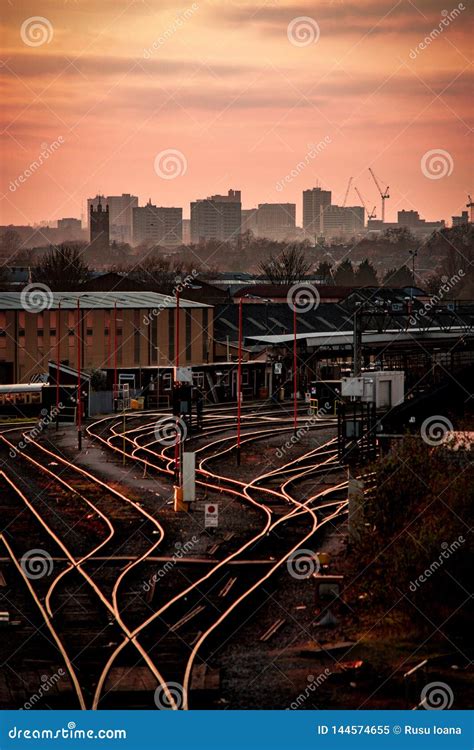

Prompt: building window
xmin=193 ymin=372 xmax=204 ymax=389
xmin=185 ymin=309 xmax=192 ymax=362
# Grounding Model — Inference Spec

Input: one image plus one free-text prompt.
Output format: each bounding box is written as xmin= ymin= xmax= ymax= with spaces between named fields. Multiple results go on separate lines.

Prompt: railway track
xmin=0 ymin=404 xmax=348 ymax=710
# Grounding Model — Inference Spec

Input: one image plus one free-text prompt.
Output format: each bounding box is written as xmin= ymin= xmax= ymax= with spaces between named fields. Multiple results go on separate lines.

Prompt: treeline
xmin=1 ymin=224 xmax=473 ymax=296
xmin=351 ymin=435 xmax=473 ymax=632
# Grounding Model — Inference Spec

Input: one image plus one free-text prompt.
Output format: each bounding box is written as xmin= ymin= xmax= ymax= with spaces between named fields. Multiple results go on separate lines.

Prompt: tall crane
xmin=342 ymin=176 xmax=353 ymax=207
xmin=466 ymin=194 xmax=474 ymax=223
xmin=354 ymin=186 xmax=376 ymax=222
xmin=369 ymin=167 xmax=389 ymax=223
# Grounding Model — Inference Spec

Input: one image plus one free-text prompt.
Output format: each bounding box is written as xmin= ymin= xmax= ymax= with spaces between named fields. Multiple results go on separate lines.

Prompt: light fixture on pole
xmin=293 ymin=305 xmax=298 ymax=436
xmin=236 ymin=295 xmax=243 ymax=466
xmin=76 ymin=297 xmax=82 ymax=451
xmin=56 ymin=297 xmax=61 ymax=431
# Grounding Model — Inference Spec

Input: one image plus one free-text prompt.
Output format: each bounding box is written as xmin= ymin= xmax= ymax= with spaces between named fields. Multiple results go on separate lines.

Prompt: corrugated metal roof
xmin=0 ymin=291 xmax=211 ymax=310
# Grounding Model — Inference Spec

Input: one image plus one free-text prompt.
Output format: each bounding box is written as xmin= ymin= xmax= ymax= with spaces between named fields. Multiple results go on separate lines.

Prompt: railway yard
xmin=0 ymin=404 xmax=472 ymax=711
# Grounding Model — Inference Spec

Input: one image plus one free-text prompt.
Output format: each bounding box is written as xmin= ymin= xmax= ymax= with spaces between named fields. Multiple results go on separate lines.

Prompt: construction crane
xmin=466 ymin=194 xmax=474 ymax=223
xmin=342 ymin=176 xmax=353 ymax=207
xmin=369 ymin=167 xmax=390 ymax=223
xmin=354 ymin=186 xmax=376 ymax=222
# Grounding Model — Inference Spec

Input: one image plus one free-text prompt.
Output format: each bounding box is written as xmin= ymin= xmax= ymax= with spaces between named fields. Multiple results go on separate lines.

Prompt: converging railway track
xmin=0 ymin=403 xmax=348 ymax=710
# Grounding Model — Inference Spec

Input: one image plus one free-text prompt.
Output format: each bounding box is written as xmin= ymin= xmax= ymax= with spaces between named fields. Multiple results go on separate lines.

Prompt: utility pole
xmin=293 ymin=306 xmax=298 ymax=436
xmin=56 ymin=298 xmax=61 ymax=431
xmin=76 ymin=297 xmax=82 ymax=451
xmin=236 ymin=296 xmax=243 ymax=466
xmin=409 ymin=249 xmax=418 ymax=299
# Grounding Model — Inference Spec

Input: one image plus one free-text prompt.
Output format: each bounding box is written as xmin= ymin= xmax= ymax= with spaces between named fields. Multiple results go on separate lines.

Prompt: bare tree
xmin=32 ymin=244 xmax=91 ymax=290
xmin=259 ymin=245 xmax=311 ymax=284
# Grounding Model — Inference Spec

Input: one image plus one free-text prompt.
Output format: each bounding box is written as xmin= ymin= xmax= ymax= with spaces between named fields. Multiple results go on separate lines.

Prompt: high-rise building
xmin=452 ymin=211 xmax=469 ymax=227
xmin=132 ymin=202 xmax=182 ymax=247
xmin=191 ymin=190 xmax=241 ymax=243
xmin=87 ymin=193 xmax=138 ymax=243
xmin=257 ymin=203 xmax=296 ymax=240
xmin=89 ymin=201 xmax=109 ymax=252
xmin=323 ymin=205 xmax=364 ymax=236
xmin=58 ymin=217 xmax=81 ymax=231
xmin=303 ymin=187 xmax=332 ymax=237
xmin=241 ymin=208 xmax=258 ymax=235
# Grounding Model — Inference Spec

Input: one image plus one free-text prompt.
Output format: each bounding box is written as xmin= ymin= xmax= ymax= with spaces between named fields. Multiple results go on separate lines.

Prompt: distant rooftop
xmin=0 ymin=291 xmax=211 ymax=310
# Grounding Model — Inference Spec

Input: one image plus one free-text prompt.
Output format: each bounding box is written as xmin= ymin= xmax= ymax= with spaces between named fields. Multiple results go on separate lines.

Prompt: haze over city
xmin=1 ymin=0 xmax=472 ymax=227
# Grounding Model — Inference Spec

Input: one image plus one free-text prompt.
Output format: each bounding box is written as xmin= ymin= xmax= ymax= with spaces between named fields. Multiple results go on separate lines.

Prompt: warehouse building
xmin=0 ymin=292 xmax=212 ymax=384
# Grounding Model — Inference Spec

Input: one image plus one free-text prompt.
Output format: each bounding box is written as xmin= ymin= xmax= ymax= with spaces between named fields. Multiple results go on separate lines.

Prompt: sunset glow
xmin=1 ymin=0 xmax=472 ymax=226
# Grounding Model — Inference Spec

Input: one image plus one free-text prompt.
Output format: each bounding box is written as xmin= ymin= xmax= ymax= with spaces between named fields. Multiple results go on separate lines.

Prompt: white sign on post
xmin=205 ymin=503 xmax=218 ymax=528
xmin=183 ymin=452 xmax=196 ymax=503
xmin=175 ymin=367 xmax=193 ymax=383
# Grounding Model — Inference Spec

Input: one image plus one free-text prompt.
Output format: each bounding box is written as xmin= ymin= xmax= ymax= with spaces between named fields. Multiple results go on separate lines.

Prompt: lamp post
xmin=76 ymin=297 xmax=82 ymax=450
xmin=174 ymin=289 xmax=181 ymax=488
xmin=236 ymin=296 xmax=243 ymax=466
xmin=56 ymin=298 xmax=61 ymax=431
xmin=409 ymin=249 xmax=418 ymax=300
xmin=293 ymin=305 xmax=298 ymax=436
xmin=113 ymin=300 xmax=118 ymax=412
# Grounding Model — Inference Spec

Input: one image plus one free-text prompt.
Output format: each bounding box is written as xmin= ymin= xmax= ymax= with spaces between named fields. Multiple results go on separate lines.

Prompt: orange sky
xmin=1 ymin=0 xmax=472 ymax=227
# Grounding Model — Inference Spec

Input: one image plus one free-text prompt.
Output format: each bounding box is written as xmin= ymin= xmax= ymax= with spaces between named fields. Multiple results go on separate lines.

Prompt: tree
xmin=355 ymin=258 xmax=378 ymax=286
xmin=382 ymin=226 xmax=416 ymax=247
xmin=259 ymin=245 xmax=311 ymax=284
xmin=426 ymin=225 xmax=474 ymax=299
xmin=0 ymin=229 xmax=22 ymax=259
xmin=333 ymin=259 xmax=356 ymax=286
xmin=352 ymin=436 xmax=472 ymax=629
xmin=130 ymin=256 xmax=199 ymax=294
xmin=315 ymin=261 xmax=333 ymax=284
xmin=0 ymin=263 xmax=9 ymax=288
xmin=32 ymin=244 xmax=91 ymax=290
xmin=383 ymin=265 xmax=414 ymax=287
